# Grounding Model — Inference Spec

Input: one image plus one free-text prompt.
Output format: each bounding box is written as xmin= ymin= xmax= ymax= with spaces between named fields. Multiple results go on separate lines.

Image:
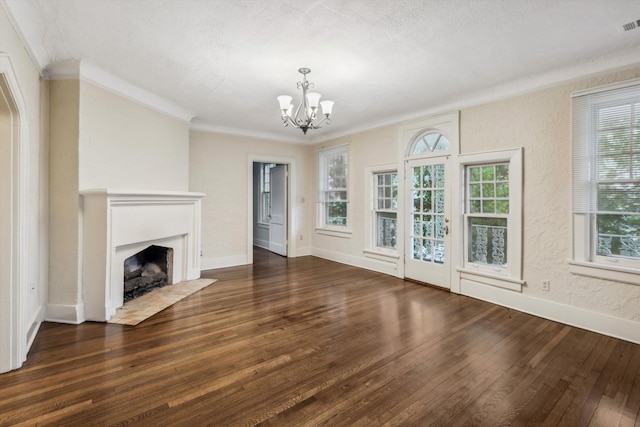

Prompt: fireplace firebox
xmin=123 ymin=245 xmax=174 ymax=302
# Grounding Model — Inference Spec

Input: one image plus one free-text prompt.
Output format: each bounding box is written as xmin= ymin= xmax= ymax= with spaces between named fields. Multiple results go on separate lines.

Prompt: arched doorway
xmin=0 ymin=54 xmax=28 ymax=373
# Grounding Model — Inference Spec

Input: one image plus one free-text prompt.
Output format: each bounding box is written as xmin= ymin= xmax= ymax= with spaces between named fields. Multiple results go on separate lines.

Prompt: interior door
xmin=405 ymin=156 xmax=451 ymax=288
xmin=269 ymin=164 xmax=287 ymax=256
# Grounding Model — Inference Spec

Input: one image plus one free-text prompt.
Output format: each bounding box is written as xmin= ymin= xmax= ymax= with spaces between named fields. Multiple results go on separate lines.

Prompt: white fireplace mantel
xmin=81 ymin=189 xmax=205 ymax=321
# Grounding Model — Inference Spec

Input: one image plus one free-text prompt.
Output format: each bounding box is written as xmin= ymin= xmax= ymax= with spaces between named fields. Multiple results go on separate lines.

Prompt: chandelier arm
xmin=283 ymin=116 xmax=300 ymax=128
xmin=311 ymin=116 xmax=332 ymax=128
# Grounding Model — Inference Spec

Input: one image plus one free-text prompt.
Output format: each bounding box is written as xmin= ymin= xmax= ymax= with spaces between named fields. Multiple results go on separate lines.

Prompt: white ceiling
xmin=4 ymin=0 xmax=640 ymax=143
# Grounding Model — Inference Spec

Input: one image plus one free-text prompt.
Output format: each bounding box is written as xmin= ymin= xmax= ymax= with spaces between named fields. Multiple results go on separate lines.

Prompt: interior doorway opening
xmin=252 ymin=162 xmax=288 ymax=257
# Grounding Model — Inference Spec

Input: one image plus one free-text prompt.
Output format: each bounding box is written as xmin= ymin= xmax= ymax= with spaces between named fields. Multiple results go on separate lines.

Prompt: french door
xmin=405 ymin=156 xmax=451 ymax=289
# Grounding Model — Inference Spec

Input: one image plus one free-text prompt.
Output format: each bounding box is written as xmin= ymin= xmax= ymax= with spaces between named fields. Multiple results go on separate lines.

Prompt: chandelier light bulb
xmin=277 ymin=95 xmax=292 ymax=111
xmin=306 ymin=92 xmax=321 ymax=109
xmin=320 ymin=100 xmax=334 ymax=116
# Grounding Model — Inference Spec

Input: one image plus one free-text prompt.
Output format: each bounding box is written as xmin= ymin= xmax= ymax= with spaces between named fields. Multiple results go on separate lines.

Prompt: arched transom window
xmin=410 ymin=131 xmax=451 ymax=156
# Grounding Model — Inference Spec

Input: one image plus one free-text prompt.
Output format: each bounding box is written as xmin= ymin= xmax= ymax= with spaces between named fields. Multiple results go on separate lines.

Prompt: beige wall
xmin=0 ymin=5 xmax=49 ymax=356
xmin=312 ymin=125 xmax=398 ymax=268
xmin=189 ymin=131 xmax=313 ymax=268
xmin=48 ymin=79 xmax=81 ymax=306
xmin=79 ymin=81 xmax=189 ymax=190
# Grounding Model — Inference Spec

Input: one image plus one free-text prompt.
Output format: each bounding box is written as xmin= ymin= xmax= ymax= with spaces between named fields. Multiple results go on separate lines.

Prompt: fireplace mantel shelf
xmin=80 ymin=188 xmax=205 ymax=199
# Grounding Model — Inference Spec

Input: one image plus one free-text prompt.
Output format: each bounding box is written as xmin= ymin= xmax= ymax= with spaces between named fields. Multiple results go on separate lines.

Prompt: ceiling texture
xmin=3 ymin=0 xmax=640 ymax=143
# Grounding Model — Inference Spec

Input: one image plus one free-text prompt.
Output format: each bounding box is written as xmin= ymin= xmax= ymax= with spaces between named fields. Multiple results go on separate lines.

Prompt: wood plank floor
xmin=1 ymin=248 xmax=639 ymax=426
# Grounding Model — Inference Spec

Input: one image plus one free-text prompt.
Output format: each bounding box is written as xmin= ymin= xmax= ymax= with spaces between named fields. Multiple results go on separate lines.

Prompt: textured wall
xmin=460 ymin=66 xmax=640 ymax=322
xmin=311 ymin=66 xmax=640 ymax=325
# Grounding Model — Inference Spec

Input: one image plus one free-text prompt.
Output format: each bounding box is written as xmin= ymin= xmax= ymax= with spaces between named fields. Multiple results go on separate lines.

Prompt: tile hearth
xmin=107 ymin=278 xmax=216 ymax=326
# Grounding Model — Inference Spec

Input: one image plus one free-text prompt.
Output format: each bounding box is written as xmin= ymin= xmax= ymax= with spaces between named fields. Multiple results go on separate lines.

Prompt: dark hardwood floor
xmin=1 ymin=248 xmax=639 ymax=426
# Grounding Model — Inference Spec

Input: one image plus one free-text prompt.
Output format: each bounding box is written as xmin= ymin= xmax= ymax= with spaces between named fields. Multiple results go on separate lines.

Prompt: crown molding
xmin=46 ymin=59 xmax=194 ymax=123
xmin=189 ymin=120 xmax=315 ymax=145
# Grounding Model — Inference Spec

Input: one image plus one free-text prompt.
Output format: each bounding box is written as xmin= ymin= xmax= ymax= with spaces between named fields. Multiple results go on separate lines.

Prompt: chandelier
xmin=277 ymin=68 xmax=334 ymax=134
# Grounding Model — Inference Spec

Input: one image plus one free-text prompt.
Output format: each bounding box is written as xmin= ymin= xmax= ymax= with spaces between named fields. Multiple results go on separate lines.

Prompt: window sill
xmin=568 ymin=260 xmax=640 ymax=286
xmin=363 ymin=249 xmax=399 ymax=263
xmin=457 ymin=266 xmax=524 ymax=292
xmin=316 ymin=228 xmax=352 ymax=239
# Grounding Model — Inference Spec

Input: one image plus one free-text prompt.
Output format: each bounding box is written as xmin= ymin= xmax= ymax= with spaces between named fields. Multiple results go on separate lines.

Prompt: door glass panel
xmin=423 ymin=216 xmax=432 ymax=237
xmin=422 ymin=239 xmax=432 ymax=261
xmin=410 ymin=164 xmax=446 ymax=264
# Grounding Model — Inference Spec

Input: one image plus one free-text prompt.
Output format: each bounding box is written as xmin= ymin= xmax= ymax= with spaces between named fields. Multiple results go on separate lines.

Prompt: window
xmin=260 ymin=163 xmax=275 ymax=223
xmin=466 ymin=163 xmax=509 ymax=268
xmin=459 ymin=148 xmax=523 ymax=289
xmin=411 ymin=131 xmax=451 ymax=155
xmin=374 ymin=171 xmax=398 ymax=249
xmin=571 ymin=79 xmax=640 ymax=283
xmin=318 ymin=145 xmax=349 ymax=230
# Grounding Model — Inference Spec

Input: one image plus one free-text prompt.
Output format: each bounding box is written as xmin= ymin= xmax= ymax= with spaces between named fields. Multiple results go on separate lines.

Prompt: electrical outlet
xmin=300 ymin=234 xmax=303 ymax=241
xmin=542 ymin=280 xmax=550 ymax=291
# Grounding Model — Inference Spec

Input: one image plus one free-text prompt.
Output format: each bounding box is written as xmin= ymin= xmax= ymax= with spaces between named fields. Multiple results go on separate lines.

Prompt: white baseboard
xmin=461 ymin=279 xmax=640 ymax=344
xmin=253 ymin=239 xmax=269 ymax=250
xmin=46 ymin=302 xmax=86 ymax=325
xmin=24 ymin=304 xmax=45 ymax=360
xmin=311 ymin=247 xmax=398 ymax=277
xmin=201 ymin=255 xmax=249 ymax=271
xmin=295 ymin=246 xmax=312 ymax=257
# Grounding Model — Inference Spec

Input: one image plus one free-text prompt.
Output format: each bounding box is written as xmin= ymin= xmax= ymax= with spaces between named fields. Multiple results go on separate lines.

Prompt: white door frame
xmin=397 ymin=112 xmax=461 ymax=293
xmin=0 ymin=54 xmax=29 ymax=373
xmin=247 ymin=155 xmax=296 ymax=264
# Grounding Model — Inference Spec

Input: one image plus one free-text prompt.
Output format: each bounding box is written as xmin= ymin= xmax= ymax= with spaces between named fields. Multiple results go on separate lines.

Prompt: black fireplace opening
xmin=123 ymin=245 xmax=174 ymax=302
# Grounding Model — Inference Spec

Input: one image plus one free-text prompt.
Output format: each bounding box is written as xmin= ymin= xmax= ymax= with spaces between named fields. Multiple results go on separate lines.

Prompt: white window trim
xmin=570 ymin=78 xmax=640 ymax=286
xmin=258 ymin=163 xmax=273 ymax=225
xmin=317 ymin=144 xmax=351 ymax=235
xmin=364 ymin=164 xmax=399 ymax=261
xmin=456 ymin=148 xmax=524 ymax=291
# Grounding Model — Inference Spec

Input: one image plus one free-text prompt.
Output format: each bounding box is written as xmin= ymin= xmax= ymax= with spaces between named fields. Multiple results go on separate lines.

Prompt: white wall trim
xmin=25 ymin=305 xmax=44 ymax=352
xmin=45 ymin=303 xmax=86 ymax=325
xmin=312 ymin=247 xmax=399 ymax=278
xmin=461 ymin=279 xmax=640 ymax=345
xmin=296 ymin=246 xmax=312 ymax=257
xmin=190 ymin=120 xmax=309 ymax=145
xmin=254 ymin=239 xmax=269 ymax=250
xmin=0 ymin=54 xmax=30 ymax=373
xmin=201 ymin=255 xmax=249 ymax=271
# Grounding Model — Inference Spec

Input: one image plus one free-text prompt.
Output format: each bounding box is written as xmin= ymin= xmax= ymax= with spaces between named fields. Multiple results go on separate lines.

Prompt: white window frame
xmin=259 ymin=163 xmax=275 ymax=225
xmin=570 ymin=78 xmax=640 ymax=285
xmin=364 ymin=164 xmax=399 ymax=261
xmin=457 ymin=148 xmax=523 ymax=291
xmin=317 ymin=144 xmax=351 ymax=236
